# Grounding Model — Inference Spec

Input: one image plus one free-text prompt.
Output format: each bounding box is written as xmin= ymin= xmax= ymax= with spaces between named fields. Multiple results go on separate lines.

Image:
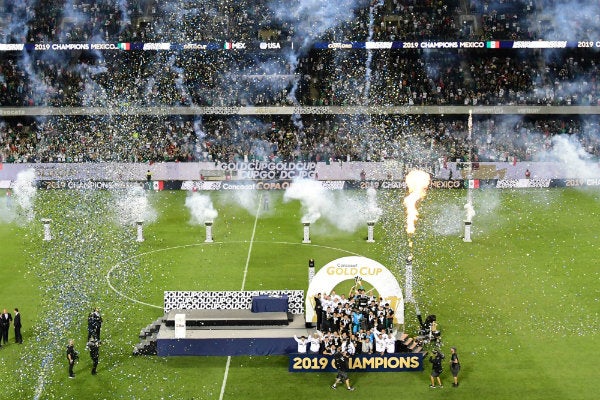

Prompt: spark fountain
xmin=402 ymin=170 xmax=431 ymax=304
xmin=13 ymin=168 xmax=37 ymax=224
xmin=464 ymin=110 xmax=476 ymax=242
xmin=404 ymin=255 xmax=414 ymax=303
xmin=365 ymin=187 xmax=382 ymax=243
xmin=114 ymin=186 xmax=157 ymax=242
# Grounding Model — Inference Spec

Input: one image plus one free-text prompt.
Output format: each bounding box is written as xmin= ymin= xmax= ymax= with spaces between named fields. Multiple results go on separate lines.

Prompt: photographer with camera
xmin=429 ymin=349 xmax=444 ymax=388
xmin=87 ymin=307 xmax=103 ymax=341
xmin=66 ymin=339 xmax=78 ymax=379
xmin=87 ymin=338 xmax=100 ymax=375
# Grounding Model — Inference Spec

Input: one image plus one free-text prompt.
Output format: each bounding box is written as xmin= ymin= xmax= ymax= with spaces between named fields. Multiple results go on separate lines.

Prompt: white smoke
xmin=464 ymin=202 xmax=476 ymax=222
xmin=283 ymin=179 xmax=327 ymax=223
xmin=12 ymin=168 xmax=37 ymax=223
xmin=430 ymin=203 xmax=463 ymax=236
xmin=113 ymin=186 xmax=157 ymax=225
xmin=185 ymin=192 xmax=218 ymax=224
xmin=283 ymin=179 xmax=381 ymax=232
xmin=533 ymin=1 xmax=600 ymax=40
xmin=225 ymin=190 xmax=259 ymax=215
xmin=535 ymin=134 xmax=600 ymax=178
xmin=0 ymin=194 xmax=13 ymax=224
xmin=365 ymin=187 xmax=382 ymax=222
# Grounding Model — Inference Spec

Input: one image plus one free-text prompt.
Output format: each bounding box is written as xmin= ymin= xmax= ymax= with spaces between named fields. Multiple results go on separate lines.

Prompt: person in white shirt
xmin=361 ymin=335 xmax=373 ymax=354
xmin=329 ymin=290 xmax=341 ymax=304
xmin=373 ymin=331 xmax=386 ymax=355
xmin=308 ymin=332 xmax=322 ymax=353
xmin=293 ymin=335 xmax=308 ymax=353
xmin=385 ymin=332 xmax=396 ymax=353
xmin=346 ymin=338 xmax=356 ymax=355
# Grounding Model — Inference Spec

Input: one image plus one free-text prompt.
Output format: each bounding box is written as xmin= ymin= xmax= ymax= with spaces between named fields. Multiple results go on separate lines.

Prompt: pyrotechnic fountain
xmin=404 ymin=255 xmax=414 ymax=303
xmin=185 ymin=192 xmax=219 ymax=242
xmin=464 ymin=110 xmax=475 ymax=242
xmin=302 ymin=222 xmax=311 ymax=243
xmin=41 ymin=218 xmax=52 ymax=241
xmin=366 ymin=221 xmax=376 ymax=243
xmin=204 ymin=221 xmax=214 ymax=243
xmin=308 ymin=258 xmax=315 ymax=284
xmin=402 ymin=170 xmax=431 ymax=304
xmin=136 ymin=220 xmax=144 ymax=242
xmin=365 ymin=187 xmax=381 ymax=243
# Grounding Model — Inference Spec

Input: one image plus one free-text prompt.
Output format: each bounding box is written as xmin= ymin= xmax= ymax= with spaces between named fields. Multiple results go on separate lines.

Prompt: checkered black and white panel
xmin=164 ymin=290 xmax=305 ymax=314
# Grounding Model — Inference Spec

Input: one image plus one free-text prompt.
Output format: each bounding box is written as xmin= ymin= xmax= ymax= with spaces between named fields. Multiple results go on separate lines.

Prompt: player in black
xmin=87 ymin=338 xmax=100 ymax=375
xmin=331 ymin=348 xmax=355 ymax=391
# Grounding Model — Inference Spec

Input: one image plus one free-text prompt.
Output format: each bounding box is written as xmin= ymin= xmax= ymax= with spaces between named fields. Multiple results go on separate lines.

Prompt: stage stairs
xmin=133 ymin=316 xmax=164 ymax=355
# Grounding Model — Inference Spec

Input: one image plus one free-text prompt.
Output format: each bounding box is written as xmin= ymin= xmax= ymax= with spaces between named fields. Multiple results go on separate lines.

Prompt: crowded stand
xmin=1 ymin=0 xmax=600 ymax=164
xmin=475 ymin=0 xmax=538 ymax=40
xmin=2 ymin=114 xmax=599 ymax=165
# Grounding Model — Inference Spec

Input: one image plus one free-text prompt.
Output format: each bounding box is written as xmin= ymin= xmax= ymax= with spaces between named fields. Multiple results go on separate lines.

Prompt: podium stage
xmin=156 ymin=309 xmax=312 ymax=356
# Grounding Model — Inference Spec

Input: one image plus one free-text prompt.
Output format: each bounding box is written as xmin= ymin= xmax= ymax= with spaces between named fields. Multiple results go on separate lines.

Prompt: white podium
xmin=174 ymin=313 xmax=186 ymax=339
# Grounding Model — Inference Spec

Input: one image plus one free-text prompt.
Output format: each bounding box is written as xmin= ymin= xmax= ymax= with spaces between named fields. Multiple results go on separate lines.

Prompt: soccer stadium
xmin=0 ymin=1 xmax=598 ymax=399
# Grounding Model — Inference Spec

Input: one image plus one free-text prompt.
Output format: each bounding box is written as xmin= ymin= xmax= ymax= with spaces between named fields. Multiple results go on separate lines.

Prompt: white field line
xmin=222 ymin=193 xmax=262 ymax=400
xmin=105 ymin=241 xmax=359 ymax=309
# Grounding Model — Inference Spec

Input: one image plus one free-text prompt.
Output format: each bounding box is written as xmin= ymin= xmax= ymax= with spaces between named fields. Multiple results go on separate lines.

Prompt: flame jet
xmin=403 ymin=170 xmax=431 ymax=250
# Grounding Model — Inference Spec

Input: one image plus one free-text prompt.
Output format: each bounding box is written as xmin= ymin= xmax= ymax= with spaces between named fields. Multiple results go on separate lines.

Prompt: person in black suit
xmin=87 ymin=338 xmax=100 ymax=375
xmin=0 ymin=309 xmax=12 ymax=344
xmin=13 ymin=308 xmax=22 ymax=344
xmin=87 ymin=308 xmax=103 ymax=341
xmin=87 ymin=312 xmax=95 ymax=341
xmin=66 ymin=339 xmax=78 ymax=378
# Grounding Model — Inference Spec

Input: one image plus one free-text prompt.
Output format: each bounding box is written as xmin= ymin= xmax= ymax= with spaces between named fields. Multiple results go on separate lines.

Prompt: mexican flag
xmin=466 ymin=179 xmax=480 ymax=188
xmin=152 ymin=181 xmax=164 ymax=191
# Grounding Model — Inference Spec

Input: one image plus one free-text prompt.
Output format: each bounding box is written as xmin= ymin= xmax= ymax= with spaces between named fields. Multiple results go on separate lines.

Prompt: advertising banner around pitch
xmin=289 ymin=353 xmax=423 ymax=372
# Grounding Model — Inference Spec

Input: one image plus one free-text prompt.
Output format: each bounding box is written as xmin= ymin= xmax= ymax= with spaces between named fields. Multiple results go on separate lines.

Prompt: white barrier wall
xmin=0 ymin=161 xmax=597 ymax=185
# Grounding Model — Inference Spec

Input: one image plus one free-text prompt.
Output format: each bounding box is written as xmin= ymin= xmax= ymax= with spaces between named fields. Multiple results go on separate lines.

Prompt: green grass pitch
xmin=0 ymin=187 xmax=597 ymax=400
